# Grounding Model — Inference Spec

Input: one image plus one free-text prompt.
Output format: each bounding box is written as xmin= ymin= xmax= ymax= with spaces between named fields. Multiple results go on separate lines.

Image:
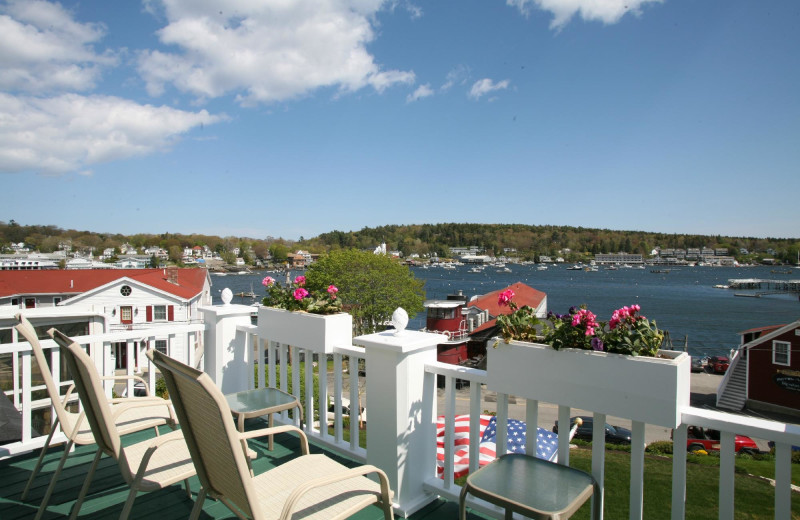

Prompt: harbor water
xmin=212 ymin=264 xmax=800 ymax=358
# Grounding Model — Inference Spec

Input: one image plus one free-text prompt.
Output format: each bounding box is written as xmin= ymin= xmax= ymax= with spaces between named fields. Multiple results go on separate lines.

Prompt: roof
xmin=738 ymin=324 xmax=786 ymax=336
xmin=0 ymin=269 xmax=208 ymax=301
xmin=466 ymin=282 xmax=547 ymax=335
xmin=467 ymin=282 xmax=546 ymax=318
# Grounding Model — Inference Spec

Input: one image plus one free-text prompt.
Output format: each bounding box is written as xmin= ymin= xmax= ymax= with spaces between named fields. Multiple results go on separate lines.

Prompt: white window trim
xmin=772 ymin=340 xmax=790 ymax=366
xmin=153 ymin=305 xmax=167 ymax=321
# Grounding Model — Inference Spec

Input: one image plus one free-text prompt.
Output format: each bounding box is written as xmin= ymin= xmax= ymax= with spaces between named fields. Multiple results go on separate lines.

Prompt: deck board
xmin=1 ymin=421 xmax=489 ymax=519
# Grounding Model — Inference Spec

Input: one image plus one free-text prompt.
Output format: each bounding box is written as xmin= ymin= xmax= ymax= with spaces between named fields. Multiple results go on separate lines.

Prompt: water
xmin=212 ymin=264 xmax=800 ymax=358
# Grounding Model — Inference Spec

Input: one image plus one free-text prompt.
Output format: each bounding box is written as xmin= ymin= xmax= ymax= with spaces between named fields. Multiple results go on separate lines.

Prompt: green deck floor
xmin=0 ymin=420 xmax=486 ymax=519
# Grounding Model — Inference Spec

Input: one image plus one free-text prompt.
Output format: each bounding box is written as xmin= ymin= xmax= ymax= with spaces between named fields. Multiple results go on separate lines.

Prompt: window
xmin=53 ymin=297 xmax=62 ymax=305
xmin=120 ymin=285 xmax=132 ymax=296
xmin=153 ymin=305 xmax=167 ymax=321
xmin=25 ymin=298 xmax=36 ymax=309
xmin=773 ymin=341 xmax=790 ymax=366
xmin=429 ymin=308 xmax=455 ymax=320
xmin=120 ymin=306 xmax=133 ymax=323
xmin=155 ymin=340 xmax=168 ymax=355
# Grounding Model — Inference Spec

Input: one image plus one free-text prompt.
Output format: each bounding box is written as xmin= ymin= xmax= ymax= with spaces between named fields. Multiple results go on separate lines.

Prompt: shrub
xmin=646 ymin=440 xmax=674 ymax=455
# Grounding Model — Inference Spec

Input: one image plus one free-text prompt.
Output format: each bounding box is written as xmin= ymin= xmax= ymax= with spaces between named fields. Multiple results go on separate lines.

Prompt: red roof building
xmin=467 ymin=282 xmax=548 ymax=335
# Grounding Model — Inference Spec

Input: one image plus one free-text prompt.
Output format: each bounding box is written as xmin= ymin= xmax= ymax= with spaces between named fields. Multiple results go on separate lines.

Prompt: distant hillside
xmin=2 ymin=220 xmax=798 ymax=265
xmin=307 ymin=223 xmax=799 ymax=263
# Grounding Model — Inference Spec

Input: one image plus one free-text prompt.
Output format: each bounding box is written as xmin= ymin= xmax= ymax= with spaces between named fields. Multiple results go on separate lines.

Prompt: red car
xmin=683 ymin=426 xmax=759 ymax=455
xmin=708 ymin=356 xmax=730 ymax=374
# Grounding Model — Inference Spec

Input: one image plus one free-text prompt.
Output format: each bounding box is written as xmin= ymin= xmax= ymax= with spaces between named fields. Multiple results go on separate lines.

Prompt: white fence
xmin=3 ymin=306 xmax=799 ymax=519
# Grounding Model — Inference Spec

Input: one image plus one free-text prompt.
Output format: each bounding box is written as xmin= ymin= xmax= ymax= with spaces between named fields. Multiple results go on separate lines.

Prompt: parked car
xmin=553 ymin=416 xmax=632 ymax=444
xmin=678 ymin=426 xmax=759 ymax=455
xmin=708 ymin=356 xmax=730 ymax=374
xmin=690 ymin=356 xmax=706 ymax=372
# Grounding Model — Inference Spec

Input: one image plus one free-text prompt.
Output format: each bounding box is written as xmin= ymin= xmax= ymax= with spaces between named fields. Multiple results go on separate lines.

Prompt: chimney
xmin=167 ymin=266 xmax=179 ymax=284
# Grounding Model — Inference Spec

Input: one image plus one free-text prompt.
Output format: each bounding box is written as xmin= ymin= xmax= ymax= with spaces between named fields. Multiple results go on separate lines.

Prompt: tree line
xmin=2 ymin=220 xmax=798 ymax=265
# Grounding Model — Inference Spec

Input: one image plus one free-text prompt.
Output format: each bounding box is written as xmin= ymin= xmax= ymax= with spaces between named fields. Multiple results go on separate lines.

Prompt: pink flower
xmin=294 ymin=275 xmax=306 ymax=286
xmin=261 ymin=276 xmax=275 ymax=287
xmin=327 ymin=285 xmax=338 ymax=299
xmin=293 ymin=288 xmax=309 ymax=300
xmin=498 ymin=289 xmax=515 ymax=306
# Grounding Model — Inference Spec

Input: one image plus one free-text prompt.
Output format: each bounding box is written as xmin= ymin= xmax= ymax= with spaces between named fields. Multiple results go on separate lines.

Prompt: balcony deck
xmin=0 ymin=419 xmax=484 ymax=520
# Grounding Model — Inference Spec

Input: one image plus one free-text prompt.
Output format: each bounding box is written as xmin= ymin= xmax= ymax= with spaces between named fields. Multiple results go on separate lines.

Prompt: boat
xmin=567 ymin=264 xmax=584 ymax=271
xmin=650 ymin=269 xmax=671 ymax=274
xmin=496 ymin=267 xmax=512 ymax=273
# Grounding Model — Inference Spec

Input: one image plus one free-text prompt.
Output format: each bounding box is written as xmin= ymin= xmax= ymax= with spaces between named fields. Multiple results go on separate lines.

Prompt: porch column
xmin=199 ymin=301 xmax=254 ymax=393
xmin=355 ymin=329 xmax=443 ymax=518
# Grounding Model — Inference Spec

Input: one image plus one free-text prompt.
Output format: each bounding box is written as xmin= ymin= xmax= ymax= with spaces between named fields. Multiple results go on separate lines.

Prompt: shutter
xmin=168 ymin=305 xmax=174 ymax=321
xmin=146 ymin=306 xmax=153 ymax=322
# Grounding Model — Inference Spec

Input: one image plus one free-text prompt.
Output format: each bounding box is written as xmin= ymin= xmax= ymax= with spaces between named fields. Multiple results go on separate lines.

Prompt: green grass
xmin=455 ymin=447 xmax=799 ymax=519
xmin=565 ymin=448 xmax=800 ymax=519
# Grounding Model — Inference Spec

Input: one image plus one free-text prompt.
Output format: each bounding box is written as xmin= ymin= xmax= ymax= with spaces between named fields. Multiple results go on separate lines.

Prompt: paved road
xmin=437 ymin=371 xmax=727 ymax=445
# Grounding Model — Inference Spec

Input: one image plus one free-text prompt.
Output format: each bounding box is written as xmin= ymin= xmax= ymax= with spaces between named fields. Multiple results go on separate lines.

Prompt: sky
xmin=2 ymin=0 xmax=799 ymax=241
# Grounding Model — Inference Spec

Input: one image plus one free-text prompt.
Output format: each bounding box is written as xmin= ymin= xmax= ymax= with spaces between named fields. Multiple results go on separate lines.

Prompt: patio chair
xmin=48 ymin=327 xmax=197 ymax=520
xmin=14 ymin=315 xmax=177 ymax=520
xmin=147 ymin=348 xmax=395 ymax=520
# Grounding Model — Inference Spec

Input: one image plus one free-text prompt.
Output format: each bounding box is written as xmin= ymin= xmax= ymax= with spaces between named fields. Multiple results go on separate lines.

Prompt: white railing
xmin=423 ymin=360 xmax=800 ymax=520
xmin=3 ymin=305 xmax=798 ymax=520
xmin=0 ymin=322 xmax=203 ymax=458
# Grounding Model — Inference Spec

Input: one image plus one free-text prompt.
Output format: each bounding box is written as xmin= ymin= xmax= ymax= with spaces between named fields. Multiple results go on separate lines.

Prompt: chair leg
xmin=189 ymin=488 xmax=207 ymax=520
xmin=458 ymin=484 xmax=469 ymax=520
xmin=33 ymin=439 xmax=74 ymax=520
xmin=184 ymin=478 xmax=192 ymax=499
xmin=120 ymin=485 xmax=139 ymax=520
xmin=67 ymin=448 xmax=102 ymax=520
xmin=21 ymin=417 xmax=61 ymax=500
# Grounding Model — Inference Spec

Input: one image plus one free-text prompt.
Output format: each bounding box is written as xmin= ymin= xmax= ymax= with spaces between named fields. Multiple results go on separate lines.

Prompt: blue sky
xmin=2 ymin=0 xmax=798 ymax=241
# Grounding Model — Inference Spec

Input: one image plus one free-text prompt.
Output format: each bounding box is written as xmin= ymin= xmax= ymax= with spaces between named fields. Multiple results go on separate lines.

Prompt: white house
xmin=0 ymin=267 xmax=212 ymax=369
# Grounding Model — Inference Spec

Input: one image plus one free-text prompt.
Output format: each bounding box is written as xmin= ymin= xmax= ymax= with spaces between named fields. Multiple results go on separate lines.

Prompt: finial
xmin=221 ymin=287 xmax=233 ymax=305
xmin=391 ymin=307 xmax=409 ymax=336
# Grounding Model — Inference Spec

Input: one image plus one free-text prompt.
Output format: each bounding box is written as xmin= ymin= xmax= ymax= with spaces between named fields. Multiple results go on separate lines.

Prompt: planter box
xmin=257 ymin=307 xmax=353 ymax=354
xmin=487 ymin=339 xmax=690 ymax=428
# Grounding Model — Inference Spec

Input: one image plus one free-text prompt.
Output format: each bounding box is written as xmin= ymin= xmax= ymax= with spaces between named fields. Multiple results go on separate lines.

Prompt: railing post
xmin=199 ymin=303 xmax=254 ymax=393
xmin=355 ymin=330 xmax=442 ymax=518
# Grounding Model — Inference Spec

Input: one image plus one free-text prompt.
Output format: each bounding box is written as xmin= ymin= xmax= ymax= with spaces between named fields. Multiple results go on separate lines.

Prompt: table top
xmin=225 ymin=387 xmax=299 ymax=415
xmin=465 ymin=454 xmax=595 ymax=519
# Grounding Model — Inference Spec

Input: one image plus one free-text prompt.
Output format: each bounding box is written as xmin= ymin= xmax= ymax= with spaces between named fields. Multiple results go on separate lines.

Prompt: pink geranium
xmin=293 ymin=288 xmax=309 ymax=300
xmin=327 ymin=285 xmax=338 ymax=299
xmin=571 ymin=308 xmax=599 ymax=337
xmin=294 ymin=275 xmax=306 ymax=286
xmin=261 ymin=276 xmax=275 ymax=287
xmin=498 ymin=289 xmax=515 ymax=306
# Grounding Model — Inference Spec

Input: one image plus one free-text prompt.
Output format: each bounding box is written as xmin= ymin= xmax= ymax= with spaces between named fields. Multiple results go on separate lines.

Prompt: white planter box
xmin=257 ymin=307 xmax=353 ymax=353
xmin=487 ymin=339 xmax=690 ymax=428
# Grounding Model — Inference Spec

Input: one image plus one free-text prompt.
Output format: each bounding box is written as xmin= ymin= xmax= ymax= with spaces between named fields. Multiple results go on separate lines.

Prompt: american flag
xmin=436 ymin=414 xmax=560 ymax=480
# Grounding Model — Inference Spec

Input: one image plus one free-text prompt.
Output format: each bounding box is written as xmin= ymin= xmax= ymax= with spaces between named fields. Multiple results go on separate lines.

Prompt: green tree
xmin=305 ymin=249 xmax=425 ymax=336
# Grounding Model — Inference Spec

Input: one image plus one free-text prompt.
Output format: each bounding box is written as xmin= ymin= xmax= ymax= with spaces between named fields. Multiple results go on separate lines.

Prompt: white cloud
xmin=138 ymin=0 xmax=415 ymax=105
xmin=441 ymin=65 xmax=470 ymax=92
xmin=0 ymin=93 xmax=222 ymax=175
xmin=507 ymin=0 xmax=662 ymax=29
xmin=407 ymin=84 xmax=434 ymax=103
xmin=469 ymin=78 xmax=510 ymax=100
xmin=0 ymin=0 xmax=117 ymax=93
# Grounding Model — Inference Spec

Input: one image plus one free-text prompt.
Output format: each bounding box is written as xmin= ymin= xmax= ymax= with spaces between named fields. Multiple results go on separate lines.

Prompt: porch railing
xmin=2 ymin=304 xmax=798 ymax=520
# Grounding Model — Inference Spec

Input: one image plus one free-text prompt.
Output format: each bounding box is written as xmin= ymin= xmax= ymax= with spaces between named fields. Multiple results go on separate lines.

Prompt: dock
xmin=727 ymin=278 xmax=800 ymax=296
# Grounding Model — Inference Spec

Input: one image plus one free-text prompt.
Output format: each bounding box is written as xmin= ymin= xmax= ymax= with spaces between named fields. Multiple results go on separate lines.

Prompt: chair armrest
xmin=278 ymin=464 xmax=393 ymax=520
xmin=111 ymin=398 xmax=176 ymax=425
xmin=239 ymin=424 xmax=310 ymax=455
xmin=131 ymin=430 xmax=188 ymax=482
xmin=100 ymin=375 xmax=152 ymax=396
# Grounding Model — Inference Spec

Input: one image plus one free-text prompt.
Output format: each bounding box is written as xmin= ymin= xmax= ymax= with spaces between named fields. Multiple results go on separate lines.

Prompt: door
xmin=120 ymin=306 xmax=133 ymax=325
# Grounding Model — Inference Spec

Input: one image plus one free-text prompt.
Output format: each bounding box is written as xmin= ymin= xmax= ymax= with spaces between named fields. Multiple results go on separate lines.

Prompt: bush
xmin=646 ymin=440 xmax=674 ymax=455
xmin=155 ymin=377 xmax=168 ymax=399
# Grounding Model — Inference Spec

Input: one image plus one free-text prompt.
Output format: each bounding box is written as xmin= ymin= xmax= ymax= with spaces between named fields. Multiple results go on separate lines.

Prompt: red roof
xmin=738 ymin=324 xmax=786 ymax=336
xmin=467 ymin=282 xmax=547 ymax=334
xmin=0 ymin=269 xmax=208 ymax=301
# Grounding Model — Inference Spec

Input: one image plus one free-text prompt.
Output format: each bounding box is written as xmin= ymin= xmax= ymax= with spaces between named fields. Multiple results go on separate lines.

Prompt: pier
xmin=727 ymin=278 xmax=800 ymax=296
